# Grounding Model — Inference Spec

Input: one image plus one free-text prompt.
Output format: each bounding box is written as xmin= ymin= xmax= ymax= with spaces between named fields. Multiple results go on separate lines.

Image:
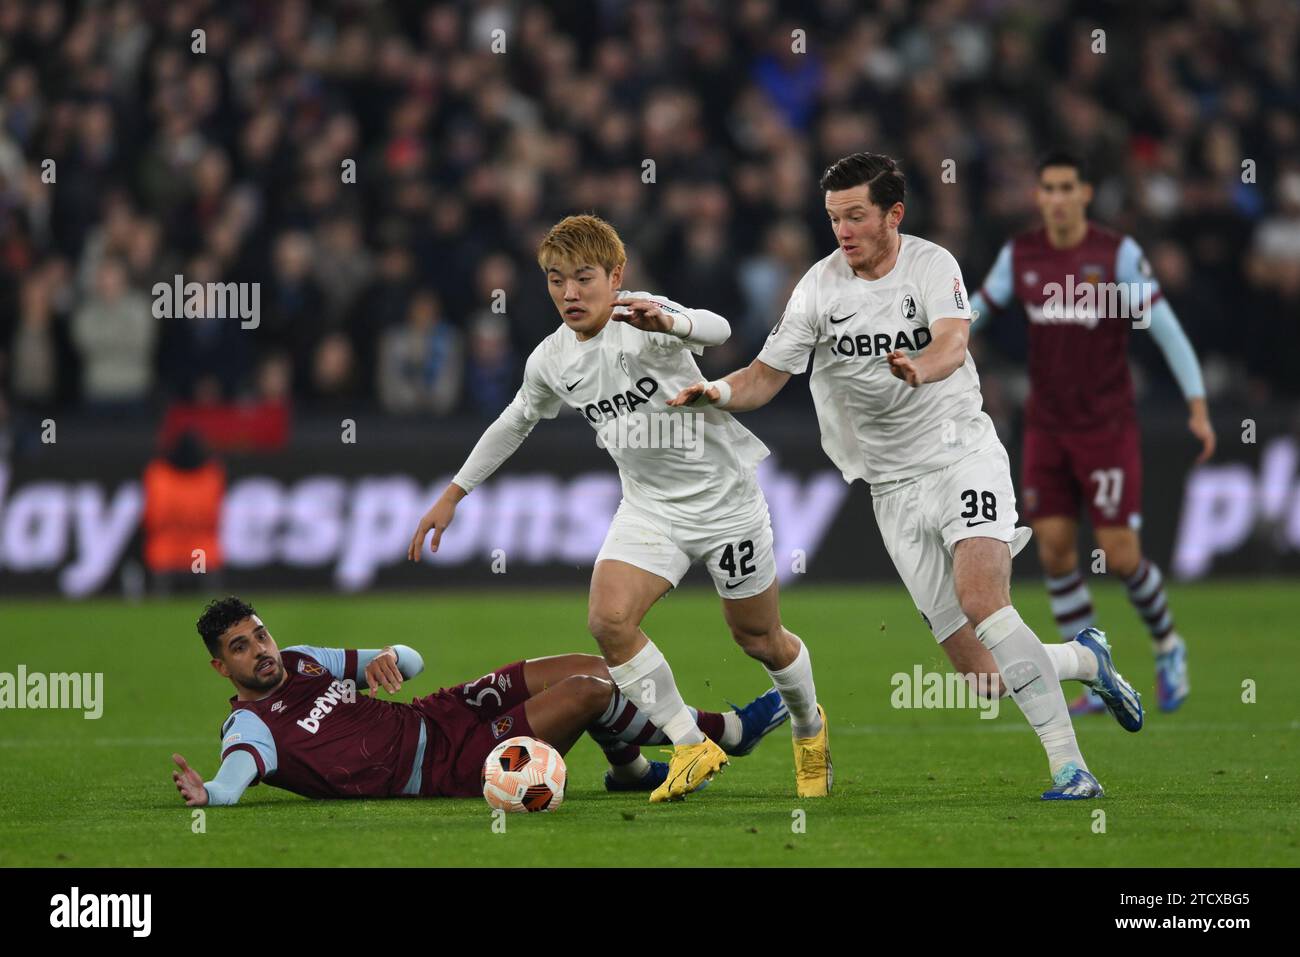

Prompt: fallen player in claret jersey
xmin=170 ymin=596 xmax=789 ymax=806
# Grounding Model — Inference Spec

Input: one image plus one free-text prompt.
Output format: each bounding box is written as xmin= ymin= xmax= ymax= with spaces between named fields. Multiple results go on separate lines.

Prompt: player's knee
xmin=561 ymin=674 xmax=613 ymax=714
xmin=587 ymin=605 xmax=635 ymax=645
xmin=1104 ymin=546 xmax=1141 ymax=578
xmin=573 ymin=653 xmax=611 ymax=679
xmin=729 ymin=622 xmax=783 ymax=664
xmin=959 ymin=593 xmax=1008 ymax=627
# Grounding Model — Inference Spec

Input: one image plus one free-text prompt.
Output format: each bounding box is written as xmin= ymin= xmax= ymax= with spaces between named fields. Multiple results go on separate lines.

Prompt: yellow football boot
xmin=649 ymin=738 xmax=729 ymax=803
xmin=793 ymin=705 xmax=832 ymax=797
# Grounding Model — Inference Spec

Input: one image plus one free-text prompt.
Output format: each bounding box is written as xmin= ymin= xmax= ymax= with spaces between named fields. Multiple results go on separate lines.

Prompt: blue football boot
xmin=1155 ymin=633 xmax=1189 ymax=712
xmin=1041 ymin=762 xmax=1105 ymax=800
xmin=604 ymin=759 xmax=669 ymax=792
xmin=1074 ymin=627 xmax=1143 ymax=732
xmin=724 ymin=688 xmax=790 ymax=757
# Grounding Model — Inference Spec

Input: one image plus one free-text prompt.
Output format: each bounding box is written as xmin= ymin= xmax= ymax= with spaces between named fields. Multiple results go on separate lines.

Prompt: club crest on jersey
xmin=901 ymin=294 xmax=916 ymax=319
xmin=618 ymin=350 xmax=629 ymax=376
xmin=1081 ymin=264 xmax=1105 ymax=285
xmin=491 ymin=715 xmax=514 ymax=739
xmin=298 ymin=659 xmax=325 ymax=677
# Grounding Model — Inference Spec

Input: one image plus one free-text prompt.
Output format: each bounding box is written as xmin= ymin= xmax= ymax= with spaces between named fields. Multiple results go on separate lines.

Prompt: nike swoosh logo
xmin=1012 ymin=676 xmax=1041 ymax=694
xmin=829 ymin=312 xmax=857 ymax=324
xmin=724 ymin=577 xmax=751 ymax=590
xmin=564 ymin=378 xmax=584 ymax=391
xmin=965 ymin=519 xmax=993 ymax=527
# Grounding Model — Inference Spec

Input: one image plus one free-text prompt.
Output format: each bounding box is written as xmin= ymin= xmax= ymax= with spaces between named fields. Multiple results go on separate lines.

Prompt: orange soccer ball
xmin=482 ymin=736 xmax=567 ymax=813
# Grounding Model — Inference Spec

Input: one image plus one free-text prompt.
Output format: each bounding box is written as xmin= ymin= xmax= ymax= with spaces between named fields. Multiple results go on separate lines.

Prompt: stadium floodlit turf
xmin=1 ymin=581 xmax=1295 ymax=867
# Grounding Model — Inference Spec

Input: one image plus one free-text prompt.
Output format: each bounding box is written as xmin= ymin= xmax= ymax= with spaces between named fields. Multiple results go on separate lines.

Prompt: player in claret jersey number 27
xmin=170 ymin=596 xmax=781 ymax=806
xmin=969 ymin=149 xmax=1213 ymax=716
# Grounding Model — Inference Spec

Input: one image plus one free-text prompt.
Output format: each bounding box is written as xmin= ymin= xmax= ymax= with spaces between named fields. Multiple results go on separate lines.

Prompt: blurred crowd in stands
xmin=1 ymin=0 xmax=1297 ymax=452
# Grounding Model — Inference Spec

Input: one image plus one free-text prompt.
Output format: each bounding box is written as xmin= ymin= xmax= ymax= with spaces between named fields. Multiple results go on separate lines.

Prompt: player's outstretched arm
xmin=613 ymin=297 xmax=730 ymax=347
xmin=887 ymin=317 xmax=970 ymax=387
xmin=409 ymin=482 xmax=466 ymax=560
xmin=173 ymin=751 xmax=258 ymax=807
xmin=667 ymin=357 xmax=791 ymax=412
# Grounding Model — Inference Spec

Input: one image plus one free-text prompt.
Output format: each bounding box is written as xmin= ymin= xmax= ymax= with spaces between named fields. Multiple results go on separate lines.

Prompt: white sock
xmin=1043 ymin=641 xmax=1099 ymax=682
xmin=608 ymin=754 xmax=651 ymax=782
xmin=606 ymin=640 xmax=705 ymax=746
xmin=765 ymin=634 xmax=821 ymax=738
xmin=976 ymin=606 xmax=1086 ymax=776
xmin=721 ymin=711 xmax=742 ymax=749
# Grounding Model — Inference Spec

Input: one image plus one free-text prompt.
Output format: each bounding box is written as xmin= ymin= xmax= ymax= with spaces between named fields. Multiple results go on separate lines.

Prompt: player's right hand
xmin=667 ymin=381 xmax=720 ymax=407
xmin=408 ymin=496 xmax=457 ymax=560
xmin=172 ymin=753 xmax=209 ymax=807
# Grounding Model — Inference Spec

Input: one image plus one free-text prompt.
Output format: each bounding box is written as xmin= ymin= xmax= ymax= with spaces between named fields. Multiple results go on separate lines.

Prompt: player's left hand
xmin=887 ymin=350 xmax=925 ymax=387
xmin=366 ymin=648 xmax=403 ymax=696
xmin=611 ymin=298 xmax=673 ymax=334
xmin=1188 ymin=409 xmax=1216 ymax=464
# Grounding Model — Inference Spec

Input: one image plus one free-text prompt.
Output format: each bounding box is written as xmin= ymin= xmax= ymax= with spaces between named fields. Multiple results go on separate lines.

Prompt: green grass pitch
xmin=1 ymin=581 xmax=1296 ymax=867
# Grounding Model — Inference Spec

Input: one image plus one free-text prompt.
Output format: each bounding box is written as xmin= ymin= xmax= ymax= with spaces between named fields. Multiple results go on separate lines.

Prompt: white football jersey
xmin=515 ymin=291 xmax=769 ymax=522
xmin=757 ymin=235 xmax=996 ymax=486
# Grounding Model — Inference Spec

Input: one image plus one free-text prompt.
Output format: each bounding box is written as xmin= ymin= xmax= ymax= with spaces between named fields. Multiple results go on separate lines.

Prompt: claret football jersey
xmin=219 ymin=648 xmax=426 ymax=800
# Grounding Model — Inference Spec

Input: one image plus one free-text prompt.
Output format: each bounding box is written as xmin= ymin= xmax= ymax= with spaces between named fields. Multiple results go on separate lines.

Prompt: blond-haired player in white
xmin=408 ymin=214 xmax=831 ymax=802
xmin=671 ymin=153 xmax=1144 ymax=800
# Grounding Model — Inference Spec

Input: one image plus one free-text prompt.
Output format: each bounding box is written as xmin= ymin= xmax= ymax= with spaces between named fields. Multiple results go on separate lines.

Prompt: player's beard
xmin=245 ymin=657 xmax=284 ymax=692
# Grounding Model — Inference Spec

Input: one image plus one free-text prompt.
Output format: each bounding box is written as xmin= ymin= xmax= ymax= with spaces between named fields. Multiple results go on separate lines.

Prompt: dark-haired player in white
xmin=672 ymin=152 xmax=1144 ymax=800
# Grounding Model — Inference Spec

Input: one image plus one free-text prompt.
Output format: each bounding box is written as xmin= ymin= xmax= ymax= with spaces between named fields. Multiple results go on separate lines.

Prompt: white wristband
xmin=669 ymin=312 xmax=694 ymax=338
xmin=709 ymin=379 xmax=732 ymax=408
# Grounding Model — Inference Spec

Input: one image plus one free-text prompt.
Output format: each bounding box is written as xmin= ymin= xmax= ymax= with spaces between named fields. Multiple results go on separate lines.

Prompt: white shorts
xmin=872 ymin=443 xmax=1032 ymax=643
xmin=595 ymin=480 xmax=777 ymax=600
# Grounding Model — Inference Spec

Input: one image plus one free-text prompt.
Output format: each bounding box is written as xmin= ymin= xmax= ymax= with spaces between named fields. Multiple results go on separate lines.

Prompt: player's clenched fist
xmin=887 ymin=350 xmax=925 ymax=387
xmin=365 ymin=647 xmax=404 ymax=696
xmin=611 ymin=298 xmax=673 ymax=333
xmin=172 ymin=753 xmax=208 ymax=807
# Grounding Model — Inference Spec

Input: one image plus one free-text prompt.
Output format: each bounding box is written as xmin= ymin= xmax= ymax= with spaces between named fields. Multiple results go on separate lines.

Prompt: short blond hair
xmin=536 ymin=214 xmax=627 ymax=275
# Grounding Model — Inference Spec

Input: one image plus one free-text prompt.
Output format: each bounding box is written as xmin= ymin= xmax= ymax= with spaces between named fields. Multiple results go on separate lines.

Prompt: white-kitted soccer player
xmin=408 ymin=214 xmax=830 ymax=803
xmin=670 ymin=153 xmax=1144 ymax=800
